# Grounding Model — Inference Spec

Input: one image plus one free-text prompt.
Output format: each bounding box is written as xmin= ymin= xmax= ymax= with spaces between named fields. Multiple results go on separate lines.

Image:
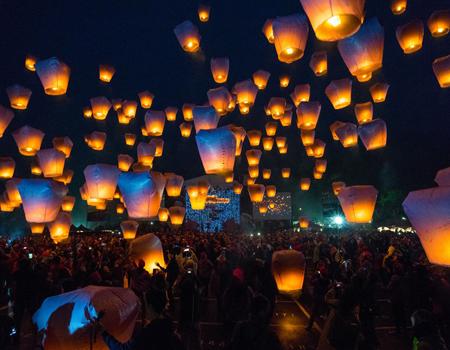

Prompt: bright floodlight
xmin=333 ymin=215 xmax=344 ymax=225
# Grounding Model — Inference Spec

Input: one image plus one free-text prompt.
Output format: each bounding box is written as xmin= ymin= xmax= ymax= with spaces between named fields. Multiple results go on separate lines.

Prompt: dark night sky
xmin=0 ymin=0 xmax=449 ymax=228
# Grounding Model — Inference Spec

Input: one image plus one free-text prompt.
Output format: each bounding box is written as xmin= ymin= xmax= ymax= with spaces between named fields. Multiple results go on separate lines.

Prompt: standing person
xmin=129 ymin=260 xmax=151 ymax=319
xmin=306 ymin=270 xmax=330 ymax=331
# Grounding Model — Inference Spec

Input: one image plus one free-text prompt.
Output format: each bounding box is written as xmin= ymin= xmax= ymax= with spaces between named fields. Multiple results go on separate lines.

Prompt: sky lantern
xmin=268 ymin=97 xmax=286 ymax=118
xmin=403 ymin=186 xmax=450 ymax=267
xmin=332 ymin=181 xmax=346 ymax=195
xmin=90 ymin=96 xmax=111 ymax=120
xmin=427 ymin=10 xmax=450 ymax=37
xmin=207 ymin=87 xmax=234 ymax=116
xmin=0 ymin=157 xmax=15 ymax=179
xmin=358 ymin=118 xmax=387 ymax=150
xmin=435 ymin=167 xmax=450 ymax=187
xmin=180 ymin=122 xmax=193 ymax=138
xmin=99 ymin=64 xmax=115 ymax=83
xmin=198 ymin=4 xmax=211 ymax=22
xmin=117 ymin=172 xmax=153 ymax=218
xmin=17 ymin=179 xmax=64 ymax=223
xmin=309 ymin=51 xmax=327 ymax=76
xmin=296 ymin=101 xmax=321 ymax=130
xmin=29 ymin=223 xmax=45 ymax=234
xmin=187 ymin=180 xmax=209 ymax=210
xmin=232 ymin=181 xmax=243 ymax=195
xmin=279 ymin=145 xmax=288 ymax=154
xmin=337 ymin=185 xmax=378 ymax=223
xmin=122 ymin=100 xmax=138 ymax=119
xmin=35 ymin=57 xmax=70 ymax=95
xmin=118 ymin=154 xmax=134 ymax=172
xmin=266 ymin=185 xmax=276 ymax=198
xmin=83 ymin=106 xmax=92 ymax=119
xmin=84 ymin=164 xmax=120 ymax=201
xmin=252 ymin=70 xmax=271 ymax=90
xmin=290 ymin=84 xmax=310 ymax=107
xmin=299 ymin=217 xmax=310 ymax=229
xmin=262 ymin=137 xmax=274 ymax=151
xmin=158 ymin=207 xmax=169 ymax=222
xmin=313 ymin=170 xmax=323 ymax=180
xmin=354 ymin=102 xmax=373 ymax=124
xmin=5 ymin=179 xmax=22 ymax=207
xmin=315 ymin=159 xmax=327 ymax=173
xmin=281 ymin=168 xmax=291 ymax=179
xmin=262 ymin=169 xmax=271 ymax=180
xmin=0 ymin=104 xmax=14 ymax=138
xmin=369 ymin=82 xmax=390 ymax=103
xmin=336 ymin=122 xmax=358 ymax=148
xmin=0 ymin=196 xmax=14 ymax=212
xmin=265 ymin=121 xmax=278 ymax=136
xmin=338 ymin=18 xmax=384 ymax=82
xmin=262 ymin=19 xmax=275 ymax=43
xmin=432 ymin=55 xmax=450 ymax=88
xmin=301 ymin=129 xmax=315 ymax=147
xmin=25 ymin=54 xmax=37 ymax=71
xmin=272 ymin=249 xmax=306 ymax=297
xmin=48 ymin=212 xmax=71 ymax=243
xmin=259 ymin=206 xmax=268 ymax=214
xmin=228 ymin=126 xmax=246 ymax=156
xmin=137 ymin=91 xmax=154 ymax=109
xmin=145 ymin=110 xmax=165 ymax=136
xmin=129 ymin=171 xmax=165 ymax=218
xmin=396 ymin=20 xmax=424 ymax=54
xmin=61 ymin=196 xmax=75 ymax=212
xmin=120 ymin=220 xmax=139 ymax=240
xmin=280 ymin=110 xmax=293 ymax=127
xmin=312 ymin=139 xmax=326 ymax=158
xmin=279 ymin=75 xmax=290 ymax=88
xmin=390 ymin=0 xmax=407 ymax=15
xmin=37 ymin=149 xmax=66 ymax=178
xmin=124 ymin=133 xmax=136 ymax=146
xmin=246 ymin=149 xmax=262 ymax=166
xmin=196 ymin=127 xmax=236 ymax=174
xmin=150 ymin=138 xmax=164 ymax=157
xmin=52 ymin=137 xmax=73 ymax=158
xmin=248 ymin=184 xmax=265 ymax=202
xmin=248 ymin=165 xmax=259 ymax=179
xmin=193 ymin=106 xmax=219 ymax=132
xmin=182 ymin=104 xmax=194 ymax=121
xmin=13 ymin=125 xmax=44 ymax=156
xmin=275 ymin=136 xmax=287 ymax=150
xmin=224 ymin=172 xmax=234 ymax=183
xmin=233 ymin=80 xmax=258 ymax=111
xmin=272 ymin=14 xmax=309 ymax=63
xmin=165 ymin=106 xmax=178 ymax=121
xmin=30 ymin=161 xmax=42 ymax=176
xmin=247 ymin=130 xmax=262 ymax=147
xmin=165 ymin=173 xmax=184 ymax=197
xmin=54 ymin=169 xmax=74 ymax=186
xmin=169 ymin=205 xmax=186 ymax=226
xmin=117 ymin=110 xmax=131 ymax=125
xmin=325 ymin=78 xmax=352 ymax=109
xmin=85 ymin=131 xmax=106 ymax=151
xmin=174 ymin=20 xmax=201 ymax=53
xmin=137 ymin=142 xmax=156 ymax=167
xmin=210 ymin=57 xmax=229 ymax=84
xmin=112 ymin=98 xmax=123 ymax=111
xmin=300 ymin=178 xmax=311 ymax=191
xmin=299 ymin=0 xmax=365 ymax=41
xmin=6 ymin=84 xmax=32 ymax=110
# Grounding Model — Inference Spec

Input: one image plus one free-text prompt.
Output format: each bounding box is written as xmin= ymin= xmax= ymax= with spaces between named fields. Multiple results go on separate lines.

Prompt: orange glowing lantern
xmin=6 ymin=84 xmax=32 ymax=110
xmin=312 ymin=139 xmax=326 ymax=158
xmin=52 ymin=137 xmax=73 ymax=158
xmin=117 ymin=110 xmax=131 ymax=125
xmin=169 ymin=205 xmax=186 ymax=226
xmin=30 ymin=161 xmax=42 ymax=176
xmin=233 ymin=181 xmax=243 ymax=195
xmin=262 ymin=169 xmax=272 ymax=180
xmin=5 ymin=179 xmax=22 ymax=208
xmin=296 ymin=101 xmax=321 ymax=130
xmin=158 ymin=208 xmax=169 ymax=222
xmin=301 ymin=129 xmax=315 ymax=147
xmin=174 ymin=20 xmax=201 ymax=53
xmin=1 ymin=196 xmax=15 ymax=212
xmin=246 ymin=149 xmax=262 ymax=166
xmin=48 ymin=212 xmax=71 ymax=243
xmin=116 ymin=203 xmax=125 ymax=214
xmin=266 ymin=185 xmax=276 ymax=198
xmin=309 ymin=51 xmax=328 ymax=76
xmin=290 ymin=84 xmax=310 ymax=107
xmin=248 ymin=165 xmax=259 ymax=179
xmin=300 ymin=178 xmax=311 ymax=191
xmin=228 ymin=126 xmax=246 ymax=156
xmin=262 ymin=137 xmax=274 ymax=151
xmin=84 ymin=164 xmax=120 ymax=201
xmin=144 ymin=110 xmax=165 ymax=136
xmin=268 ymin=97 xmax=286 ymax=118
xmin=35 ymin=57 xmax=70 ymax=95
xmin=247 ymin=130 xmax=262 ymax=147
xmin=165 ymin=106 xmax=178 ymax=121
xmin=122 ymin=100 xmax=138 ymax=119
xmin=369 ymin=82 xmax=390 ymax=103
xmin=13 ymin=125 xmax=44 ymax=156
xmin=121 ymin=220 xmax=139 ymax=240
xmin=85 ymin=131 xmax=106 ymax=151
xmin=83 ymin=106 xmax=92 ymax=119
xmin=252 ymin=70 xmax=271 ymax=90
xmin=193 ymin=106 xmax=219 ymax=132
xmin=275 ymin=137 xmax=287 ymax=149
xmin=265 ymin=122 xmax=278 ymax=136
xmin=299 ymin=0 xmax=365 ymax=41
xmin=124 ymin=133 xmax=136 ymax=147
xmin=61 ymin=196 xmax=75 ymax=212
xmin=233 ymin=80 xmax=258 ymax=111
xmin=390 ymin=0 xmax=407 ymax=15
xmin=150 ymin=138 xmax=164 ymax=157
xmin=0 ymin=157 xmax=15 ymax=179
xmin=210 ymin=57 xmax=229 ymax=84
xmin=0 ymin=105 xmax=13 ymax=139
xmin=25 ymin=55 xmax=37 ymax=71
xmin=313 ymin=170 xmax=323 ymax=180
xmin=396 ymin=20 xmax=424 ymax=54
xmin=279 ymin=75 xmax=290 ymax=88
xmin=338 ymin=185 xmax=378 ymax=223
xmin=325 ymin=78 xmax=352 ymax=109
xmin=118 ymin=154 xmax=134 ymax=172
xmin=187 ymin=181 xmax=209 ymax=210
xmin=180 ymin=122 xmax=193 ymax=138
xmin=272 ymin=14 xmax=309 ymax=63
xmin=272 ymin=249 xmax=306 ymax=297
xmin=138 ymin=91 xmax=154 ymax=109
xmin=354 ymin=102 xmax=373 ymax=124
xmin=90 ymin=96 xmax=111 ymax=120
xmin=281 ymin=168 xmax=291 ymax=179
xmin=30 ymin=223 xmax=45 ymax=234
xmin=300 ymin=217 xmax=310 ymax=229
xmin=335 ymin=122 xmax=358 ymax=148
xmin=198 ymin=4 xmax=211 ymax=22
xmin=165 ymin=173 xmax=184 ymax=197
xmin=432 ymin=55 xmax=450 ymax=88
xmin=224 ymin=172 xmax=234 ymax=183
xmin=248 ymin=184 xmax=265 ymax=203
xmin=207 ymin=87 xmax=233 ymax=116
xmin=262 ymin=19 xmax=275 ymax=43
xmin=332 ymin=181 xmax=346 ymax=196
xmin=427 ymin=10 xmax=450 ymax=37
xmin=182 ymin=104 xmax=194 ymax=121
xmin=259 ymin=206 xmax=268 ymax=214
xmin=54 ymin=169 xmax=74 ymax=185
xmin=358 ymin=118 xmax=387 ymax=151
xmin=112 ymin=99 xmax=122 ymax=111
xmin=37 ymin=149 xmax=66 ymax=178
xmin=99 ymin=64 xmax=115 ymax=83
xmin=137 ymin=142 xmax=155 ymax=167
xmin=315 ymin=159 xmax=327 ymax=173
xmin=280 ymin=110 xmax=293 ymax=127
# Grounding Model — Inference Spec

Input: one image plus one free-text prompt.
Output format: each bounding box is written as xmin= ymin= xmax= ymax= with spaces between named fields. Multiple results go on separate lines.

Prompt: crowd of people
xmin=0 ymin=227 xmax=449 ymax=350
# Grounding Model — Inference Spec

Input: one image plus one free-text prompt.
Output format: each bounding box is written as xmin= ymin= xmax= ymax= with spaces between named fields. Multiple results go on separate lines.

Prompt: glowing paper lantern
xmin=290 ymin=84 xmax=310 ymax=107
xmin=25 ymin=55 xmax=37 ymax=71
xmin=83 ymin=106 xmax=92 ymax=119
xmin=35 ymin=57 xmax=70 ymax=95
xmin=5 ymin=179 xmax=22 ymax=207
xmin=272 ymin=14 xmax=309 ymax=63
xmin=30 ymin=223 xmax=45 ymax=234
xmin=337 ymin=185 xmax=378 ymax=223
xmin=325 ymin=78 xmax=352 ymax=109
xmin=299 ymin=0 xmax=365 ymax=41
xmin=396 ymin=20 xmax=424 ymax=54
xmin=315 ymin=159 xmax=327 ymax=173
xmin=338 ymin=18 xmax=384 ymax=82
xmin=272 ymin=250 xmax=306 ymax=297
xmin=0 ymin=157 xmax=15 ymax=179
xmin=30 ymin=161 xmax=42 ymax=176
xmin=246 ymin=149 xmax=262 ymax=166
xmin=124 ymin=133 xmax=136 ymax=147
xmin=262 ymin=169 xmax=271 ymax=180
xmin=137 ymin=91 xmax=154 ymax=109
xmin=84 ymin=164 xmax=120 ymax=201
xmin=182 ymin=104 xmax=194 ymax=122
xmin=228 ymin=126 xmax=246 ymax=156
xmin=169 ymin=205 xmax=185 ymax=225
xmin=268 ymin=97 xmax=286 ymax=118
xmin=52 ymin=137 xmax=73 ymax=158
xmin=299 ymin=217 xmax=310 ymax=229
xmin=193 ymin=106 xmax=219 ymax=132
xmin=301 ymin=129 xmax=315 ymax=146
xmin=121 ymin=220 xmax=139 ymax=240
xmin=312 ymin=139 xmax=326 ymax=158
xmin=335 ymin=122 xmax=358 ymax=148
xmin=391 ymin=0 xmax=407 ymax=15
xmin=427 ymin=10 xmax=450 ymax=37
xmin=48 ymin=212 xmax=71 ymax=243
xmin=233 ymin=80 xmax=258 ymax=111
xmin=85 ymin=131 xmax=106 ymax=151
xmin=196 ymin=127 xmax=236 ymax=174
xmin=262 ymin=137 xmax=274 ymax=151
xmin=300 ymin=178 xmax=311 ymax=191
xmin=369 ymin=82 xmax=390 ymax=103
xmin=61 ymin=196 xmax=75 ymax=212
xmin=266 ymin=185 xmax=276 ymax=198
xmin=165 ymin=173 xmax=184 ymax=197
xmin=233 ymin=181 xmax=243 ymax=195
xmin=117 ymin=110 xmax=131 ymax=125
xmin=174 ymin=20 xmax=201 ymax=53
xmin=262 ymin=19 xmax=275 ymax=43
xmin=198 ymin=4 xmax=211 ymax=22
xmin=247 ymin=130 xmax=262 ymax=147
xmin=358 ymin=118 xmax=387 ymax=151
xmin=165 ymin=106 xmax=178 ymax=121
xmin=112 ymin=99 xmax=122 ymax=111
xmin=280 ymin=110 xmax=293 ymax=127
xmin=253 ymin=70 xmax=271 ymax=90
xmin=265 ymin=122 xmax=278 ymax=136
xmin=157 ymin=207 xmax=169 ymax=222
xmin=248 ymin=165 xmax=259 ymax=179
xmin=99 ymin=64 xmax=115 ymax=83
xmin=13 ymin=125 xmax=44 ymax=156
xmin=90 ymin=96 xmax=111 ymax=120
xmin=37 ymin=149 xmax=66 ymax=178
xmin=279 ymin=75 xmax=290 ymax=88
xmin=17 ymin=179 xmax=65 ymax=223
xmin=6 ymin=84 xmax=32 ymax=110
xmin=248 ymin=184 xmax=265 ymax=203
xmin=137 ymin=142 xmax=156 ymax=167
xmin=210 ymin=57 xmax=229 ymax=84
xmin=187 ymin=180 xmax=209 ymax=210
xmin=276 ymin=137 xmax=287 ymax=150
xmin=354 ymin=102 xmax=373 ymax=125
xmin=149 ymin=138 xmax=164 ymax=157
xmin=0 ymin=105 xmax=14 ymax=138
xmin=116 ymin=203 xmax=125 ymax=214
xmin=313 ymin=170 xmax=323 ymax=180
xmin=281 ymin=168 xmax=291 ymax=179
xmin=259 ymin=206 xmax=268 ymax=214
xmin=121 ymin=100 xmax=137 ymax=119
xmin=207 ymin=87 xmax=234 ymax=116
xmin=180 ymin=122 xmax=193 ymax=138
xmin=332 ymin=181 xmax=346 ymax=195
xmin=296 ymin=101 xmax=321 ymax=130
xmin=144 ymin=110 xmax=165 ymax=136
xmin=118 ymin=154 xmax=134 ymax=172
xmin=432 ymin=55 xmax=450 ymax=88
xmin=309 ymin=51 xmax=328 ymax=76
xmin=435 ymin=167 xmax=450 ymax=187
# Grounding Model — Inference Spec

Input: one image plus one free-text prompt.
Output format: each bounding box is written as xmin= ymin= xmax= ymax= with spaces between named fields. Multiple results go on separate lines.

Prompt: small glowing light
xmin=187 ymin=41 xmax=193 ymax=48
xmin=257 ymin=232 xmax=261 ymax=236
xmin=396 ymin=5 xmax=403 ymax=11
xmin=333 ymin=215 xmax=344 ymax=225
xmin=437 ymin=27 xmax=444 ymax=33
xmin=285 ymin=47 xmax=294 ymax=55
xmin=327 ymin=16 xmax=342 ymax=27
